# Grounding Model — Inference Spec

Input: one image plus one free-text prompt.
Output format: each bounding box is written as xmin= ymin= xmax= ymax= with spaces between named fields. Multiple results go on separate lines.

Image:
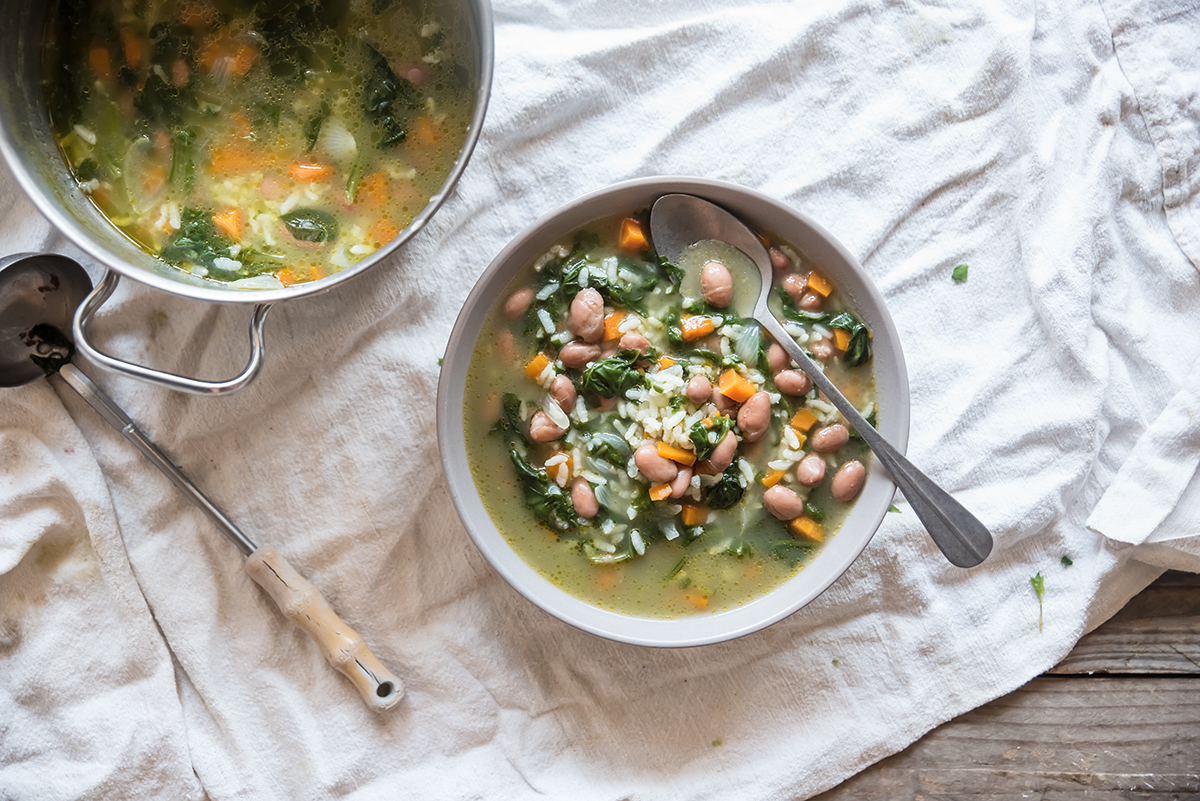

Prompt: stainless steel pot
xmin=0 ymin=0 xmax=493 ymax=394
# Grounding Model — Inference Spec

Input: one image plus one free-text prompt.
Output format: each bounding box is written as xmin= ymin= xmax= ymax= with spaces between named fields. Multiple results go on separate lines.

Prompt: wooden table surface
xmin=816 ymin=570 xmax=1200 ymax=800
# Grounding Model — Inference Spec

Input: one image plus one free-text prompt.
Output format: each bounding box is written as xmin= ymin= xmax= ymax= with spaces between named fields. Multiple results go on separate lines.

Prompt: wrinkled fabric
xmin=1 ymin=0 xmax=1197 ymax=798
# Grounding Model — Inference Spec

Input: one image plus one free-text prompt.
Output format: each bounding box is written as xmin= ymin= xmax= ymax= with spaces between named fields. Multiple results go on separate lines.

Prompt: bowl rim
xmin=0 ymin=0 xmax=495 ymax=306
xmin=437 ymin=176 xmax=910 ymax=647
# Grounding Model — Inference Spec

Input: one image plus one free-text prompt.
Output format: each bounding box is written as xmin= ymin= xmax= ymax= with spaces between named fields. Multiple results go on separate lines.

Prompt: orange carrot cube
xmin=656 ymin=441 xmax=696 ymax=466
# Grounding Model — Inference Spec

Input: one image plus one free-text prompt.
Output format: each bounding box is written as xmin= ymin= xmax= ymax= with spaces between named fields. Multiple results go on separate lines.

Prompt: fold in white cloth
xmin=1 ymin=0 xmax=1197 ymax=798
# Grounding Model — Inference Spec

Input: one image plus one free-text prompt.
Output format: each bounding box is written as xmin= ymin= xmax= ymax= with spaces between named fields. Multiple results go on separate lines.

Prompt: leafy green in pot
xmin=281 ymin=208 xmax=340 ymax=243
xmin=509 ymin=446 xmax=577 ymax=532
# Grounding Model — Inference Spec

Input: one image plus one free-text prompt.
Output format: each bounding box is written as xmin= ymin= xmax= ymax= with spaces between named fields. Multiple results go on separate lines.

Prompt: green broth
xmin=43 ymin=0 xmax=475 ymax=287
xmin=464 ymin=212 xmax=876 ymax=618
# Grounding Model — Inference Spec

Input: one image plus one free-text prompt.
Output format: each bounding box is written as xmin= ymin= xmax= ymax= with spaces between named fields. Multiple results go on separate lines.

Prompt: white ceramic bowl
xmin=437 ymin=176 xmax=909 ymax=647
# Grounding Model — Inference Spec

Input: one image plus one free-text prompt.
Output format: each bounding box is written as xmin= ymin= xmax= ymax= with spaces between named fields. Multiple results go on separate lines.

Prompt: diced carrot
xmin=596 ymin=568 xmax=619 ymax=590
xmin=618 ymin=218 xmax=648 ymax=253
xmin=680 ymin=504 xmax=708 ymax=526
xmin=648 ymin=483 xmax=672 ymax=502
xmin=139 ymin=165 xmax=167 ymax=197
xmin=310 ymin=264 xmax=325 ymax=281
xmin=120 ymin=29 xmax=142 ymax=69
xmin=412 ymin=116 xmax=439 ymax=145
xmin=289 ymin=162 xmax=335 ymax=182
xmin=793 ymin=431 xmax=808 ymax=450
xmin=717 ymin=369 xmax=756 ymax=403
xmin=209 ymin=144 xmax=258 ymax=173
xmin=525 ymin=352 xmax=551 ymax=380
xmin=683 ymin=591 xmax=709 ymax=610
xmin=358 ymin=173 xmax=388 ymax=211
xmin=680 ymin=315 xmax=715 ymax=341
xmin=89 ymin=47 xmax=112 ymax=80
xmin=702 ymin=417 xmax=714 ymax=428
xmin=657 ymin=356 xmax=677 ymax=370
xmin=656 ymin=441 xmax=696 ymax=467
xmin=790 ymin=408 xmax=818 ymax=432
xmin=789 ymin=516 xmax=825 ymax=543
xmin=230 ymin=111 xmax=253 ymax=138
xmin=807 ymin=271 xmax=834 ymax=297
xmin=833 ymin=328 xmax=851 ymax=352
xmin=277 ymin=268 xmax=301 ymax=287
xmin=762 ymin=469 xmax=786 ymax=488
xmin=603 ymin=311 xmax=627 ymax=342
xmin=211 ymin=208 xmax=243 ymax=241
xmin=231 ymin=43 xmax=257 ymax=76
xmin=369 ymin=218 xmax=399 ymax=245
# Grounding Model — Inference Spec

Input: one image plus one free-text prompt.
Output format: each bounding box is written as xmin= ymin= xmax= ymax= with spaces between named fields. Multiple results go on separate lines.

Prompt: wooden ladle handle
xmin=246 ymin=546 xmax=404 ymax=711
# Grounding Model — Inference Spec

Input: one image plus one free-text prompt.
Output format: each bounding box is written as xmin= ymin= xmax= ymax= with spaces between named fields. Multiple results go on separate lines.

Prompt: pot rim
xmin=0 ymin=0 xmax=494 ymax=306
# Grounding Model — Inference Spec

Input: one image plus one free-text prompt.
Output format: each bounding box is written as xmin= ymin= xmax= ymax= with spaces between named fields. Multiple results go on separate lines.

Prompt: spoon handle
xmin=756 ymin=315 xmax=993 ymax=567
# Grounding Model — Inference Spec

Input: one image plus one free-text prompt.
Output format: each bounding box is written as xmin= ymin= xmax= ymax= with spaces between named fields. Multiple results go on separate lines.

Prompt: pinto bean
xmin=634 ymin=442 xmax=679 ymax=484
xmin=572 ymin=478 xmax=600 ymax=518
xmin=701 ymin=260 xmax=734 ymax=308
xmin=712 ymin=385 xmax=740 ymax=416
xmin=568 ymin=288 xmax=605 ymax=343
xmin=669 ymin=466 xmax=693 ymax=499
xmin=767 ymin=342 xmax=790 ymax=375
xmin=782 ymin=273 xmax=807 ymax=303
xmin=795 ymin=454 xmax=826 ymax=487
xmin=763 ymin=485 xmax=805 ymax=521
xmin=811 ymin=424 xmax=850 ymax=453
xmin=832 ymin=460 xmax=866 ymax=501
xmin=799 ymin=291 xmax=824 ymax=312
xmin=495 ymin=329 xmax=516 ymax=363
xmin=550 ymin=375 xmax=577 ymax=413
xmin=774 ymin=369 xmax=812 ymax=396
xmin=504 ymin=287 xmax=534 ymax=320
xmin=810 ymin=338 xmax=834 ymax=361
xmin=618 ymin=332 xmax=650 ymax=354
xmin=529 ymin=411 xmax=567 ymax=442
xmin=686 ymin=375 xmax=712 ymax=404
xmin=736 ymin=391 xmax=772 ymax=443
xmin=769 ymin=247 xmax=791 ymax=273
xmin=708 ymin=432 xmax=739 ymax=472
xmin=559 ymin=341 xmax=601 ymax=368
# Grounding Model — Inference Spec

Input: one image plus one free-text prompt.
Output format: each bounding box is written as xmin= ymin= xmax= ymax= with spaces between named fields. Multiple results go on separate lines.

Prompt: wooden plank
xmin=1051 ymin=571 xmax=1200 ymax=676
xmin=813 ymin=676 xmax=1200 ymax=800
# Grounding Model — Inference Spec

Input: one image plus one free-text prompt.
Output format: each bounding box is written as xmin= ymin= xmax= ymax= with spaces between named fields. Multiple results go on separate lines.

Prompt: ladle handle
xmin=51 ymin=364 xmax=404 ymax=709
xmin=72 ymin=270 xmax=273 ymax=396
xmin=757 ymin=314 xmax=993 ymax=567
xmin=246 ymin=547 xmax=405 ymax=711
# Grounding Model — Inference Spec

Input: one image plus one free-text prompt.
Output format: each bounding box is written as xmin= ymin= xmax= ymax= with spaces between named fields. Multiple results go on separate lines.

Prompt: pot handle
xmin=72 ymin=269 xmax=274 ymax=396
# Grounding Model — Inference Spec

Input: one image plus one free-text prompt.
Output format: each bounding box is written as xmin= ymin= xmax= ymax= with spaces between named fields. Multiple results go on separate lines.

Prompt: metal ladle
xmin=650 ymin=194 xmax=993 ymax=568
xmin=0 ymin=253 xmax=403 ymax=709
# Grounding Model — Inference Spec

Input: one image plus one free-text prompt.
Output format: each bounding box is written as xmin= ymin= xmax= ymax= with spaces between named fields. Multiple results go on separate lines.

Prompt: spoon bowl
xmin=650 ymin=194 xmax=993 ymax=568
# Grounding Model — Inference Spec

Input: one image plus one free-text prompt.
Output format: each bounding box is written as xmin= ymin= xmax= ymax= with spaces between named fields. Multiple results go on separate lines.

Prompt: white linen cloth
xmin=2 ymin=0 xmax=1198 ymax=797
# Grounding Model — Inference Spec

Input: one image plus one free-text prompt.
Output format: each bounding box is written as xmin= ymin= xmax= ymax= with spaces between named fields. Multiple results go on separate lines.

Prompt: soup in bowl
xmin=437 ymin=178 xmax=909 ymax=646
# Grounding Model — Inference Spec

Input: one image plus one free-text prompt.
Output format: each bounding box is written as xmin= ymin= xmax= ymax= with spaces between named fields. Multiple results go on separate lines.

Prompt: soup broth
xmin=43 ymin=0 xmax=475 ymax=287
xmin=463 ymin=210 xmax=878 ymax=618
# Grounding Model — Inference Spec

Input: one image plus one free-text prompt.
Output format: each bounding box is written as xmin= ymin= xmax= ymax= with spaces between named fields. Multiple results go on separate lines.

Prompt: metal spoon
xmin=0 ymin=253 xmax=404 ymax=709
xmin=649 ymin=195 xmax=993 ymax=568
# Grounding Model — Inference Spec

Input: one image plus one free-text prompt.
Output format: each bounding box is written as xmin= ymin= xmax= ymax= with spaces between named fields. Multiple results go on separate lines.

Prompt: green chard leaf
xmin=1031 ymin=572 xmax=1045 ymax=632
xmin=705 ymin=464 xmax=746 ymax=510
xmin=688 ymin=415 xmax=735 ymax=461
xmin=580 ymin=349 xmax=647 ymax=398
xmin=508 ymin=446 xmax=577 ymax=532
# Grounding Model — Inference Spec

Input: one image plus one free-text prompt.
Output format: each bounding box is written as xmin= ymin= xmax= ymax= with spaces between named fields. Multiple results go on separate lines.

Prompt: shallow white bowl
xmin=437 ymin=176 xmax=909 ymax=647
